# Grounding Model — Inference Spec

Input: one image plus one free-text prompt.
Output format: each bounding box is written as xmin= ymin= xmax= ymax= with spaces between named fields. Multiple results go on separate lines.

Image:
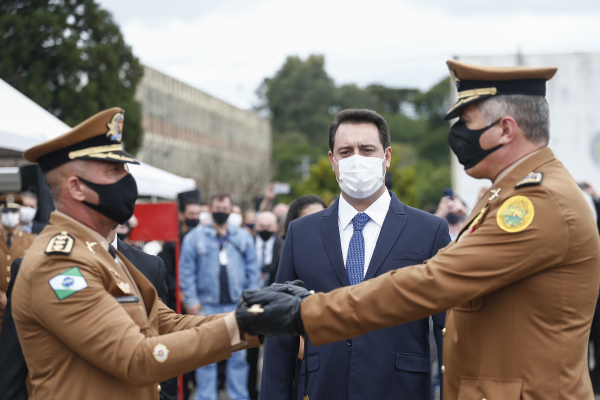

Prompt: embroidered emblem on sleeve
xmin=496 ymin=196 xmax=535 ymax=233
xmin=515 ymin=172 xmax=543 ymax=189
xmin=45 ymin=232 xmax=75 ymax=254
xmin=153 ymin=344 xmax=169 ymax=363
xmin=48 ymin=267 xmax=88 ymax=300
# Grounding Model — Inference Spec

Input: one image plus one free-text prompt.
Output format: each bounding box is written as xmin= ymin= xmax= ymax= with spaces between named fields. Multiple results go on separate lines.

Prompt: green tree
xmin=257 ymin=55 xmax=336 ymax=146
xmin=257 ymin=55 xmax=337 ymax=182
xmin=0 ymin=0 xmax=144 ymax=154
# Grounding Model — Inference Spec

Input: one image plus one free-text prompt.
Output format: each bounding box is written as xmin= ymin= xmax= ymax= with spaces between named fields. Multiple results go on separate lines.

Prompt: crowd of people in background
xmin=2 ymin=177 xmax=600 ymax=400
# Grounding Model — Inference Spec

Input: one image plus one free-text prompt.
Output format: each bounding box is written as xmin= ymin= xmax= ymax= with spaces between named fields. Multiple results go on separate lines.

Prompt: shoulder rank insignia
xmin=515 ymin=172 xmax=543 ymax=189
xmin=45 ymin=231 xmax=75 ymax=255
xmin=496 ymin=196 xmax=535 ymax=233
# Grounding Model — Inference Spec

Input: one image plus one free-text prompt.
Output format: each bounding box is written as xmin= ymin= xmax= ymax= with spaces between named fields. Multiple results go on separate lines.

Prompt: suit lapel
xmin=364 ymin=192 xmax=408 ymax=280
xmin=320 ymin=198 xmax=350 ymax=287
xmin=117 ymin=239 xmax=134 ymax=263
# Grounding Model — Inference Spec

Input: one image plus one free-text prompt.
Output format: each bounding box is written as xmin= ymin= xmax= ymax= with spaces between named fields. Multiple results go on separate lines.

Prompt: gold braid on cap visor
xmin=68 ymin=144 xmax=135 ymax=162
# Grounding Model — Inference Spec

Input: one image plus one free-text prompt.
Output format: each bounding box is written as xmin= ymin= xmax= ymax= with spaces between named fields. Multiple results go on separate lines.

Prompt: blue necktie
xmin=346 ymin=213 xmax=370 ymax=285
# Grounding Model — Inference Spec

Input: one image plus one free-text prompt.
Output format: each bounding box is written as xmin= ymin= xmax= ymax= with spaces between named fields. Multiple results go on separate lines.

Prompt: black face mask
xmin=448 ymin=119 xmax=502 ymax=170
xmin=258 ymin=230 xmax=273 ymax=241
xmin=212 ymin=212 xmax=229 ymax=225
xmin=185 ymin=218 xmax=200 ymax=228
xmin=78 ymin=174 xmax=138 ymax=225
xmin=445 ymin=213 xmax=461 ymax=225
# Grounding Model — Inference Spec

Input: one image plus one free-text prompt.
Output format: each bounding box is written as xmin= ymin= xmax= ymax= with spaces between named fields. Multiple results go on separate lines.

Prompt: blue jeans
xmin=194 ymin=303 xmax=250 ymax=400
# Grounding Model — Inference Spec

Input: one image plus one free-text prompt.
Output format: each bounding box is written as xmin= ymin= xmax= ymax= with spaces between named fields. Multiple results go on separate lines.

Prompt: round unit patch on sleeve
xmin=152 ymin=343 xmax=169 ymax=363
xmin=496 ymin=195 xmax=535 ymax=233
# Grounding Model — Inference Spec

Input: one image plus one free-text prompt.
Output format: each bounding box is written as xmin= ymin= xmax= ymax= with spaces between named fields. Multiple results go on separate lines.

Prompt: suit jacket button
xmin=442 ymin=327 xmax=446 ymax=337
xmin=346 ymin=339 xmax=352 ymax=346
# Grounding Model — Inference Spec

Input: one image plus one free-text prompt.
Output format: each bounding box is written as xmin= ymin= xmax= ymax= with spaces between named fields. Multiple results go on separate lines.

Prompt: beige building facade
xmin=135 ymin=66 xmax=271 ymax=206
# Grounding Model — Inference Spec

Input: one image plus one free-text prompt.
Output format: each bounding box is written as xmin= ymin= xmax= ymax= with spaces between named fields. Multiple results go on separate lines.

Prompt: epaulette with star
xmin=45 ymin=231 xmax=75 ymax=255
xmin=515 ymin=172 xmax=543 ymax=189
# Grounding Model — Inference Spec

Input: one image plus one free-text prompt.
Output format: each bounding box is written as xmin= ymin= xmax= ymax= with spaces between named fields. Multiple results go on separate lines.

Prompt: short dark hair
xmin=182 ymin=200 xmax=200 ymax=212
xmin=210 ymin=192 xmax=232 ymax=207
xmin=328 ymin=109 xmax=391 ymax=152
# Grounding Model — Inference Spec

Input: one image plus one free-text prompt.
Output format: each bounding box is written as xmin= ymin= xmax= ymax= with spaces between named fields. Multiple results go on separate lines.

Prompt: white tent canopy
xmin=0 ymin=78 xmax=195 ymax=200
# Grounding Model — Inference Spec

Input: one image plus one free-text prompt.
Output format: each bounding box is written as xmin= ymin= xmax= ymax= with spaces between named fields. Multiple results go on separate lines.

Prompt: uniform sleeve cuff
xmin=224 ymin=312 xmax=247 ymax=351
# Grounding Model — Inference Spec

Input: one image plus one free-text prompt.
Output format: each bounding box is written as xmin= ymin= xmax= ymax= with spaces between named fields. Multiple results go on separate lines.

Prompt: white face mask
xmin=2 ymin=211 xmax=21 ymax=229
xmin=333 ymin=154 xmax=386 ymax=199
xmin=228 ymin=212 xmax=243 ymax=228
xmin=20 ymin=206 xmax=37 ymax=224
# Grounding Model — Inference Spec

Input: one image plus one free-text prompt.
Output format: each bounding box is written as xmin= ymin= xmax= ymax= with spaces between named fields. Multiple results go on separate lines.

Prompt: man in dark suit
xmin=260 ymin=109 xmax=450 ymax=400
xmin=0 ymin=232 xmax=177 ymax=400
xmin=247 ymin=211 xmax=283 ymax=400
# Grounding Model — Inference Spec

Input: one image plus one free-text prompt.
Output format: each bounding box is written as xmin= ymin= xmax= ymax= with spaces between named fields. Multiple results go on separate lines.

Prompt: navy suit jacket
xmin=260 ymin=192 xmax=451 ymax=400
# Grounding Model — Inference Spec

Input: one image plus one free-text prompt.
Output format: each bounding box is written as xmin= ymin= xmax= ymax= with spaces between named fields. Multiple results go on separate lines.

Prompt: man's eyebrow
xmin=336 ymin=145 xmax=353 ymax=151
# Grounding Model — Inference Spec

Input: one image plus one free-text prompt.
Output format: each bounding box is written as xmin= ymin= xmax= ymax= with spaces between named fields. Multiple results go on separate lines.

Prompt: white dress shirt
xmin=338 ymin=190 xmax=391 ymax=277
xmin=255 ymin=235 xmax=275 ymax=266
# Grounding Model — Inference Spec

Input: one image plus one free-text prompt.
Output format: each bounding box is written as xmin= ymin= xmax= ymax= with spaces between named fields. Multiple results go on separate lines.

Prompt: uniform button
xmin=7 ymin=266 xmax=10 ymax=272
xmin=6 ymin=277 xmax=10 ymax=282
xmin=157 ymin=384 xmax=161 ymax=393
xmin=6 ymin=255 xmax=10 ymax=260
xmin=442 ymin=328 xmax=446 ymax=337
xmin=441 ymin=365 xmax=445 ymax=374
xmin=346 ymin=339 xmax=352 ymax=346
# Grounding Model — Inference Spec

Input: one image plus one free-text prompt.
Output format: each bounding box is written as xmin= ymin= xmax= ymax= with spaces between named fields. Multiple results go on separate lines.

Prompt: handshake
xmin=236 ymin=280 xmax=313 ymax=337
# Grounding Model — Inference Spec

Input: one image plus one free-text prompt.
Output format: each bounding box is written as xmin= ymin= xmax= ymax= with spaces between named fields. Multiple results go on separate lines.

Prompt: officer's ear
xmin=65 ymin=175 xmax=88 ymax=203
xmin=498 ymin=116 xmax=519 ymax=145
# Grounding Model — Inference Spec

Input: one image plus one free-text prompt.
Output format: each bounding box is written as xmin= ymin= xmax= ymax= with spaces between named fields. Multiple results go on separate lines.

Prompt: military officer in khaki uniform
xmin=12 ymin=108 xmax=260 ymax=400
xmin=237 ymin=61 xmax=600 ymax=400
xmin=0 ymin=193 xmax=35 ymax=333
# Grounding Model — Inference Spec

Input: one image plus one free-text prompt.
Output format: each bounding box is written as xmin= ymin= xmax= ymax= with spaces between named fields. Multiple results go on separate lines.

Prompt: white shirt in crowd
xmin=255 ymin=234 xmax=275 ymax=267
xmin=338 ymin=190 xmax=391 ymax=277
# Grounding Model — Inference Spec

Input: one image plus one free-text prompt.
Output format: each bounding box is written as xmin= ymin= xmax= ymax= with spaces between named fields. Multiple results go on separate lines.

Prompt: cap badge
xmin=496 ymin=196 xmax=535 ymax=233
xmin=6 ymin=194 xmax=14 ymax=204
xmin=153 ymin=343 xmax=169 ymax=363
xmin=449 ymin=68 xmax=461 ymax=89
xmin=106 ymin=112 xmax=124 ymax=143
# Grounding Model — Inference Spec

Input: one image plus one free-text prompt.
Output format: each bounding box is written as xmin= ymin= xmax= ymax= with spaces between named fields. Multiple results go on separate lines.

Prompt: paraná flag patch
xmin=49 ymin=267 xmax=88 ymax=300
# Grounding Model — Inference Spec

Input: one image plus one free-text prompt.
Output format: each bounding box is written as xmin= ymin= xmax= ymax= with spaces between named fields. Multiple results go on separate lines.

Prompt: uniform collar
xmin=338 ymin=189 xmax=391 ymax=230
xmin=51 ymin=211 xmax=110 ymax=252
xmin=492 ymin=148 xmax=544 ymax=185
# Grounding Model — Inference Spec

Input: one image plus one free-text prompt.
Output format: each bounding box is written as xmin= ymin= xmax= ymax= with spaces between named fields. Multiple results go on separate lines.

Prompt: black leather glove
xmin=236 ymin=288 xmax=305 ymax=337
xmin=262 ymin=280 xmax=312 ymax=299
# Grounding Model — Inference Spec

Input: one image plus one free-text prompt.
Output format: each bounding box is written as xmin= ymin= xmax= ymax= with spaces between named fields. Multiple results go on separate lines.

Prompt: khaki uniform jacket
xmin=0 ymin=228 xmax=35 ymax=332
xmin=301 ymin=148 xmax=600 ymax=400
xmin=12 ymin=212 xmax=257 ymax=400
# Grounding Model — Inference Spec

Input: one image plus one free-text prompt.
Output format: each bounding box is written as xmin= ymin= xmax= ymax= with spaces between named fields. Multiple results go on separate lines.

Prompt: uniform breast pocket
xmin=119 ymin=300 xmax=149 ymax=330
xmin=457 ymin=377 xmax=522 ymax=400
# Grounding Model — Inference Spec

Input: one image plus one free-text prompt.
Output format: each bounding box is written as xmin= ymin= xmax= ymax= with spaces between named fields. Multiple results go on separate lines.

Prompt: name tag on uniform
xmin=115 ymin=296 xmax=139 ymax=303
xmin=219 ymin=248 xmax=228 ymax=266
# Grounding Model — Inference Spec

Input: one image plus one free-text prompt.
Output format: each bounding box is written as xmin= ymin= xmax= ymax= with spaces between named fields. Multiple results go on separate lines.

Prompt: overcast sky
xmin=97 ymin=0 xmax=600 ymax=110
